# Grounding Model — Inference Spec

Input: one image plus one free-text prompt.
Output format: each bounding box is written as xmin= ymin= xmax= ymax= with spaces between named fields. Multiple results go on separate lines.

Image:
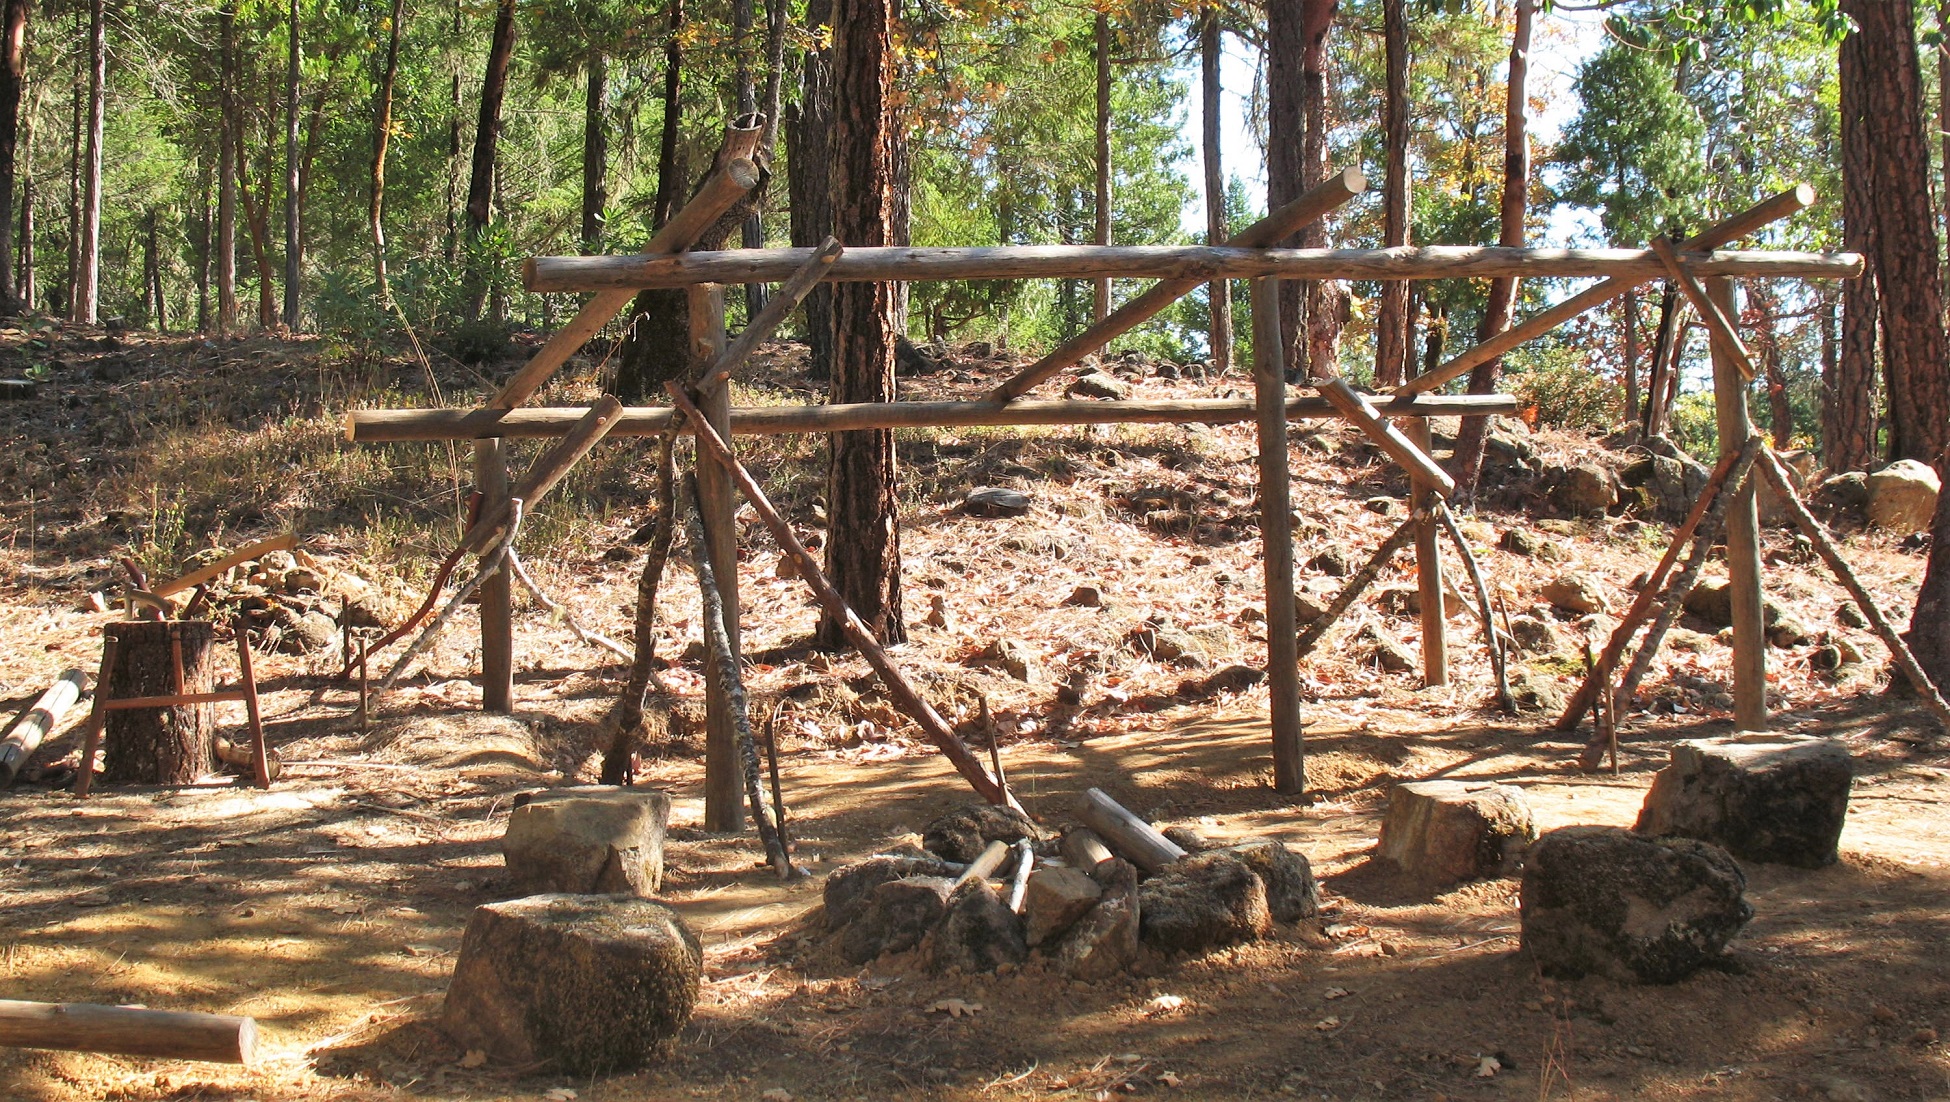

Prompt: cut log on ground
xmin=1 ymin=669 xmax=85 ymax=785
xmin=1076 ymin=787 xmax=1188 ymax=874
xmin=0 ymin=999 xmax=255 ymax=1064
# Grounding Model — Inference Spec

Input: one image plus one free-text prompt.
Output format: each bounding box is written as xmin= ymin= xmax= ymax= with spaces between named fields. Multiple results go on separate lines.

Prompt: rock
xmin=840 ymin=876 xmax=954 ymax=963
xmin=1635 ymin=734 xmax=1853 ymax=868
xmin=1217 ymin=840 xmax=1318 ymax=922
xmin=1500 ymin=529 xmax=1541 ymax=557
xmin=1357 ymin=626 xmax=1416 ymax=673
xmin=1307 ymin=548 xmax=1352 ymax=577
xmin=926 ymin=879 xmax=1029 ymax=973
xmin=972 ymin=638 xmax=1037 ymax=681
xmin=963 ymin=486 xmax=1033 ymax=518
xmin=1837 ymin=601 xmax=1870 ymax=629
xmin=1811 ymin=471 xmax=1871 ymax=526
xmin=1023 ymin=866 xmax=1102 ymax=947
xmin=964 ymin=340 xmax=994 ymax=359
xmin=1138 ymin=851 xmax=1271 ymax=953
xmin=1484 ymin=431 xmax=1535 ymax=470
xmin=272 ymin=606 xmax=338 ymax=654
xmin=1066 ymin=372 xmax=1129 ymax=400
xmin=1509 ymin=667 xmax=1569 ymax=715
xmin=921 ymin=804 xmax=1044 ymax=864
xmin=1160 ymin=825 xmax=1212 ymax=853
xmin=1542 ymin=573 xmax=1608 ymax=615
xmin=1048 ymin=862 xmax=1140 ymax=980
xmin=503 ymin=787 xmax=671 ymax=898
xmin=825 ymin=856 xmax=957 ymax=930
xmin=1509 ymin=615 xmax=1560 ymax=654
xmin=282 ymin=566 xmax=322 ymax=593
xmin=1376 ymin=781 xmax=1537 ymax=887
xmin=1865 ymin=459 xmax=1940 ymax=532
xmin=440 ymin=894 xmax=702 ymax=1074
xmin=895 ymin=334 xmax=943 ymax=375
xmin=1549 ymin=463 xmax=1618 ymax=515
xmin=1519 ymin=826 xmax=1751 ymax=984
xmin=1294 ymin=594 xmax=1329 ymax=626
xmin=1065 ymin=582 xmax=1105 ymax=608
xmin=1683 ymin=579 xmax=1734 ymax=626
xmin=1125 ymin=619 xmax=1204 ymax=664
xmin=1766 ymin=613 xmax=1812 ymax=648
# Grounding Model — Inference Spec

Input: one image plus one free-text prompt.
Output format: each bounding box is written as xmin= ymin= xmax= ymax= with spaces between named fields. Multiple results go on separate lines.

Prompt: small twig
xmin=379 ymin=499 xmax=525 ymax=693
xmin=1434 ymin=497 xmax=1514 ymax=713
xmin=505 ymin=545 xmax=633 ymax=662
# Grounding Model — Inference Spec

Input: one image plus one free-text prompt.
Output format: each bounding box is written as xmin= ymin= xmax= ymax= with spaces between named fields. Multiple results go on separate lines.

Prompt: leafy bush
xmin=1504 ymin=346 xmax=1620 ymax=432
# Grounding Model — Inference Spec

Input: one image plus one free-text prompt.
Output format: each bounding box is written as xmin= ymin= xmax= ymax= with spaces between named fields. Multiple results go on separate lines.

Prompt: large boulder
xmin=1865 ymin=459 xmax=1940 ymax=533
xmin=502 ymin=787 xmax=671 ymax=898
xmin=1635 ymin=734 xmax=1853 ymax=868
xmin=840 ymin=876 xmax=954 ymax=964
xmin=1542 ymin=573 xmax=1609 ymax=616
xmin=1376 ymin=780 xmax=1537 ymax=887
xmin=1548 ymin=463 xmax=1618 ymax=516
xmin=825 ymin=856 xmax=958 ymax=931
xmin=1216 ymin=840 xmax=1318 ymax=922
xmin=1520 ymin=827 xmax=1751 ymax=984
xmin=440 ymin=894 xmax=701 ymax=1074
xmin=1138 ymin=851 xmax=1271 ymax=954
xmin=1811 ymin=472 xmax=1870 ymax=527
xmin=922 ymin=803 xmax=1046 ymax=864
xmin=925 ymin=879 xmax=1029 ymax=973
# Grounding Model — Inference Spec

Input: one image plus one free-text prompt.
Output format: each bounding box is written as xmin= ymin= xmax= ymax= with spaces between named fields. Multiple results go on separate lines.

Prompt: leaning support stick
xmin=379 ymin=501 xmax=526 ymax=694
xmin=1433 ymin=499 xmax=1514 ymax=713
xmin=1752 ymin=448 xmax=1950 ymax=734
xmin=666 ymin=382 xmax=1017 ymax=809
xmin=682 ymin=474 xmax=792 ymax=878
xmin=1294 ymin=517 xmax=1419 ymax=659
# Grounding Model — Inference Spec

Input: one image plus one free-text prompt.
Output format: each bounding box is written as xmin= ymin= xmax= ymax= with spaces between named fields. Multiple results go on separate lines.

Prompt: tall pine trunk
xmin=1299 ymin=0 xmax=1339 ymax=375
xmin=0 ymin=0 xmax=26 ymax=313
xmin=652 ymin=0 xmax=685 ymax=229
xmin=464 ymin=0 xmax=516 ymax=320
xmin=818 ymin=0 xmax=903 ymax=648
xmin=785 ymin=0 xmax=834 ymax=379
xmin=281 ymin=0 xmax=298 ymax=328
xmin=581 ymin=47 xmax=607 ymax=254
xmin=1199 ymin=8 xmax=1230 ymax=373
xmin=733 ymin=0 xmax=766 ymax=314
xmin=1092 ymin=12 xmax=1111 ymax=328
xmin=1375 ymin=0 xmax=1409 ymax=386
xmin=217 ymin=3 xmax=238 ymax=333
xmin=1831 ymin=20 xmax=1879 ymax=475
xmin=74 ymin=0 xmax=103 ymax=324
xmin=370 ymin=0 xmax=404 ymax=299
xmin=1450 ymin=0 xmax=1531 ymax=502
xmin=1265 ymin=0 xmax=1334 ymax=376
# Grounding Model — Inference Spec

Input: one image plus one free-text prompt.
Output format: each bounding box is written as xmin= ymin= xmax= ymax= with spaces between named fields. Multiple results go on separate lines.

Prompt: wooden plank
xmin=521 ymin=243 xmax=1860 ymax=293
xmin=0 ymin=999 xmax=256 ymax=1064
xmin=1315 ymin=376 xmax=1456 ymax=497
xmin=346 ymin=393 xmax=1525 ymax=443
xmin=151 ymin=535 xmax=299 ymax=598
xmin=1397 ymin=184 xmax=1817 ymax=397
xmin=1650 ymin=235 xmax=1757 ymax=381
xmin=474 ymin=439 xmax=513 ymax=714
xmin=1251 ymin=278 xmax=1304 ymax=795
xmin=691 ymin=285 xmax=744 ymax=834
xmin=988 ymin=167 xmax=1368 ymax=403
xmin=0 ymin=669 xmax=86 ymax=784
xmin=1709 ymin=276 xmax=1766 ymax=730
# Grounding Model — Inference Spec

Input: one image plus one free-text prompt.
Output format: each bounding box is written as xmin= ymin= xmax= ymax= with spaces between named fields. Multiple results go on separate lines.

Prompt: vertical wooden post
xmin=1406 ymin=419 xmax=1447 ymax=686
xmin=1708 ymin=276 xmax=1766 ymax=729
xmin=1252 ymin=278 xmax=1304 ymax=795
xmin=474 ymin=438 xmax=514 ymax=713
xmin=692 ymin=284 xmax=744 ymax=832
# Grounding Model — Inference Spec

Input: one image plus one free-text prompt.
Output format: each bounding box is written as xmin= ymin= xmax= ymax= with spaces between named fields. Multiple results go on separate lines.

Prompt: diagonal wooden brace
xmin=1649 ymin=236 xmax=1756 ymax=382
xmin=697 ymin=237 xmax=843 ymax=396
xmin=1314 ymin=376 xmax=1455 ymax=497
xmin=986 ymin=168 xmax=1367 ymax=403
xmin=460 ymin=396 xmax=626 ymax=554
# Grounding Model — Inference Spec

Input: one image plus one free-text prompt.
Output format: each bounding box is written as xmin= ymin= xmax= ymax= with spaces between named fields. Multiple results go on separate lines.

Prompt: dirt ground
xmin=2 ymin=325 xmax=1948 ymax=1100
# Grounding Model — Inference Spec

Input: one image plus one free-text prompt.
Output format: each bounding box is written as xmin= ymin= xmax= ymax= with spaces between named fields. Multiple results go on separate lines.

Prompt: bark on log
xmin=99 ymin=621 xmax=216 ymax=786
xmin=347 ymin=394 xmax=1522 ymax=443
xmin=152 ymin=535 xmax=298 ymax=598
xmin=1 ymin=669 xmax=85 ymax=785
xmin=1075 ymin=787 xmax=1187 ymax=874
xmin=0 ymin=999 xmax=256 ymax=1064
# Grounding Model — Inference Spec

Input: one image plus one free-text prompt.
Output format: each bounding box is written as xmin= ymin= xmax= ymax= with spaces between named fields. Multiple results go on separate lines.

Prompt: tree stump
xmin=100 ymin=621 xmax=216 ymax=785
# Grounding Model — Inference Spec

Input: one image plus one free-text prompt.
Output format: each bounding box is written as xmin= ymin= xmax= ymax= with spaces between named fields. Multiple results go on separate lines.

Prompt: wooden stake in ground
xmin=666 ymin=382 xmax=1015 ymax=808
xmin=1753 ymin=447 xmax=1950 ymax=734
xmin=1251 ymin=276 xmax=1304 ymax=795
xmin=682 ymin=473 xmax=792 ymax=877
xmin=0 ymin=999 xmax=256 ymax=1064
xmin=1433 ymin=501 xmax=1513 ymax=712
xmin=1294 ymin=517 xmax=1419 ymax=658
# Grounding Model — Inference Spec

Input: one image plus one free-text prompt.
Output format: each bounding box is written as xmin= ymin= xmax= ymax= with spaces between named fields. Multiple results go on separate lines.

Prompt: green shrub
xmin=1505 ymin=346 xmax=1620 ymax=432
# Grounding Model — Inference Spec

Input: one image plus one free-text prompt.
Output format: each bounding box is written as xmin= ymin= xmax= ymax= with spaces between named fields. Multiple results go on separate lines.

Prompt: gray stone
xmin=1866 ymin=459 xmax=1940 ymax=532
xmin=1047 ymin=861 xmax=1140 ymax=980
xmin=1125 ymin=619 xmax=1204 ymax=664
xmin=926 ymin=879 xmax=1029 ymax=973
xmin=1354 ymin=625 xmax=1415 ymax=673
xmin=1550 ymin=463 xmax=1618 ymax=515
xmin=1542 ymin=573 xmax=1609 ymax=615
xmin=1520 ymin=826 xmax=1751 ymax=984
xmin=1023 ymin=866 xmax=1102 ymax=946
xmin=1218 ymin=840 xmax=1318 ymax=922
xmin=1812 ymin=472 xmax=1870 ymax=526
xmin=1294 ymin=594 xmax=1329 ymax=626
xmin=1510 ymin=615 xmax=1561 ymax=654
xmin=1066 ymin=372 xmax=1129 ymax=400
xmin=825 ymin=856 xmax=957 ymax=930
xmin=963 ymin=486 xmax=1033 ymax=518
xmin=840 ymin=876 xmax=954 ymax=963
xmin=1159 ymin=825 xmax=1212 ymax=853
xmin=1509 ymin=667 xmax=1569 ymax=715
xmin=1635 ymin=734 xmax=1853 ymax=868
xmin=1138 ymin=851 xmax=1271 ymax=953
xmin=972 ymin=637 xmax=1037 ymax=681
xmin=1376 ymin=780 xmax=1537 ymax=887
xmin=440 ymin=894 xmax=701 ymax=1074
xmin=503 ymin=787 xmax=671 ymax=898
xmin=1308 ymin=548 xmax=1352 ymax=577
xmin=1837 ymin=601 xmax=1870 ymax=629
xmin=922 ymin=803 xmax=1044 ymax=864
xmin=1766 ymin=614 xmax=1812 ymax=649
xmin=272 ymin=606 xmax=339 ymax=654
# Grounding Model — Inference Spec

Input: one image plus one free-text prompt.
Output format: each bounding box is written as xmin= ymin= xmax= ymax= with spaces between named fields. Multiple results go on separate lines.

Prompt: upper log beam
xmin=346 ymin=393 xmax=1522 ymax=443
xmin=522 ymin=243 xmax=1859 ymax=293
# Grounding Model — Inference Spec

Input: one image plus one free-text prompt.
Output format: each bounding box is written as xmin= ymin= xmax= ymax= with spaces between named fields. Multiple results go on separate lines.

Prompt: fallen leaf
xmin=457 ymin=1050 xmax=486 ymax=1069
xmin=1475 ymin=1056 xmax=1501 ymax=1078
xmin=927 ymin=998 xmax=983 ymax=1018
xmin=1313 ymin=1016 xmax=1341 ymax=1031
xmin=1323 ymin=986 xmax=1351 ymax=1000
xmin=1146 ymin=994 xmax=1186 ymax=1014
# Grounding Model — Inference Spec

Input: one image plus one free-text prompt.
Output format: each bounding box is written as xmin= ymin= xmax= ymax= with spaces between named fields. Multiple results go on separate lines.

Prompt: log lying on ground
xmin=1076 ymin=787 xmax=1187 ymax=874
xmin=1 ymin=669 xmax=86 ymax=785
xmin=0 ymin=999 xmax=256 ymax=1064
xmin=347 ymin=393 xmax=1522 ymax=443
xmin=151 ymin=535 xmax=298 ymax=598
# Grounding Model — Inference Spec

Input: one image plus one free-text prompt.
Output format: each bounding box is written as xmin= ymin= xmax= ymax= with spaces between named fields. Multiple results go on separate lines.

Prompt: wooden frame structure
xmin=344 ymin=148 xmax=1854 ymax=818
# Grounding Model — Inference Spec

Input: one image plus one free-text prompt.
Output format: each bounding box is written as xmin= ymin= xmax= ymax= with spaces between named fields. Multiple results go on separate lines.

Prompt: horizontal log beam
xmin=346 ymin=393 xmax=1522 ymax=443
xmin=523 ymin=243 xmax=1859 ymax=293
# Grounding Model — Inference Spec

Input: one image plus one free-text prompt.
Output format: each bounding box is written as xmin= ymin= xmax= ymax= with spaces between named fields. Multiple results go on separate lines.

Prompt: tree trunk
xmin=464 ymin=0 xmax=517 ymax=319
xmin=1450 ymin=0 xmax=1531 ymax=502
xmin=74 ymin=0 xmax=102 ymax=325
xmin=785 ymin=0 xmax=834 ymax=379
xmin=582 ymin=47 xmax=607 ymax=254
xmin=99 ymin=621 xmax=217 ymax=786
xmin=1264 ymin=0 xmax=1304 ymax=374
xmin=236 ymin=147 xmax=278 ymax=329
xmin=370 ymin=0 xmax=404 ymax=299
xmin=1914 ymin=479 xmax=1950 ymax=693
xmin=1752 ymin=281 xmax=1792 ymax=447
xmin=281 ymin=0 xmax=299 ymax=329
xmin=652 ymin=0 xmax=685 ymax=230
xmin=732 ymin=0 xmax=767 ymax=316
xmin=818 ymin=0 xmax=904 ymax=648
xmin=1299 ymin=0 xmax=1340 ymax=376
xmin=1199 ymin=8 xmax=1230 ymax=374
xmin=0 ymin=0 xmax=25 ymax=313
xmin=1092 ymin=12 xmax=1111 ymax=329
xmin=1622 ymin=288 xmax=1640 ymax=425
xmin=1841 ymin=0 xmax=1949 ymax=466
xmin=1830 ymin=12 xmax=1878 ymax=476
xmin=217 ymin=3 xmax=238 ymax=334
xmin=1643 ymin=285 xmax=1679 ymax=438
xmin=143 ymin=208 xmax=164 ymax=331
xmin=1375 ymin=0 xmax=1409 ymax=386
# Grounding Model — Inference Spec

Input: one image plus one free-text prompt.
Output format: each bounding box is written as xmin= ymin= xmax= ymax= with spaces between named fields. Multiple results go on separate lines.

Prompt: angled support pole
xmin=1315 ymin=376 xmax=1456 ymax=497
xmin=460 ymin=396 xmax=627 ymax=554
xmin=987 ymin=168 xmax=1367 ymax=403
xmin=1397 ymin=184 xmax=1813 ymax=397
xmin=1649 ymin=236 xmax=1756 ymax=381
xmin=697 ymin=237 xmax=843 ymax=396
